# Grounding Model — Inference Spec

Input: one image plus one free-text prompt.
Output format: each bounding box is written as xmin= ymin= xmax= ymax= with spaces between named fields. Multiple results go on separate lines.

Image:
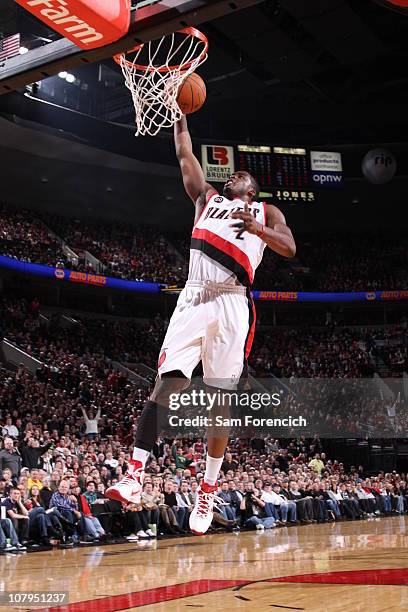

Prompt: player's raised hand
xmin=230 ymin=202 xmax=262 ymax=235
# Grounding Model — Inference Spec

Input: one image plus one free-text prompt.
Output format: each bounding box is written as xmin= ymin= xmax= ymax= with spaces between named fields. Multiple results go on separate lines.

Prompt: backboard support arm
xmin=0 ymin=0 xmax=264 ymax=96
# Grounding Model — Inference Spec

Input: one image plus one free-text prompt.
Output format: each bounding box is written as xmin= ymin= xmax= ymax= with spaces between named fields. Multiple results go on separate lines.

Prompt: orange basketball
xmin=177 ymin=72 xmax=206 ymax=115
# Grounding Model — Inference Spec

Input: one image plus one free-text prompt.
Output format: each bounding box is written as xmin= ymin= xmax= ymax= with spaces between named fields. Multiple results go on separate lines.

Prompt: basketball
xmin=176 ymin=72 xmax=206 ymax=115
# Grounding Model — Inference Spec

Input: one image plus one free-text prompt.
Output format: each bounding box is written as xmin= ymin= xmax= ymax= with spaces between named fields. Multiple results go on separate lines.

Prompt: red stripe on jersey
xmin=245 ymin=294 xmax=256 ymax=359
xmin=262 ymin=202 xmax=268 ymax=226
xmin=191 ymin=227 xmax=254 ymax=284
xmin=206 ymin=189 xmax=218 ymax=204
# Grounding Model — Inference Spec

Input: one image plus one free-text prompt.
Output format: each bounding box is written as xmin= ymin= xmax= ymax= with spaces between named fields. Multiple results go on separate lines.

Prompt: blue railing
xmin=252 ymin=290 xmax=408 ymax=302
xmin=0 ymin=255 xmax=161 ymax=293
xmin=0 ymin=255 xmax=407 ymax=302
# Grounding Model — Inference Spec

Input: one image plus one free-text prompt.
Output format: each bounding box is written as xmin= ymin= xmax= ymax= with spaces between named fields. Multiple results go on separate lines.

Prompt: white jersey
xmin=189 ymin=192 xmax=267 ymax=287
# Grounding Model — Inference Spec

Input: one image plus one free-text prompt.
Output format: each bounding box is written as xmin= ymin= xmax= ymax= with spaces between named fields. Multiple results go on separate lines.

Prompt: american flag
xmin=0 ymin=33 xmax=21 ymax=62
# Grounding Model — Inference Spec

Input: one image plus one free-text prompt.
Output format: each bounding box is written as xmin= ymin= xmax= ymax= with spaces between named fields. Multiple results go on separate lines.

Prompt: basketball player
xmin=106 ymin=116 xmax=296 ymax=534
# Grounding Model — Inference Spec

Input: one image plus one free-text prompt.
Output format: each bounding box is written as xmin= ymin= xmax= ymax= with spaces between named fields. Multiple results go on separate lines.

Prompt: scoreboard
xmin=201 ymin=143 xmax=343 ymax=202
xmin=236 ymin=144 xmax=316 ymax=203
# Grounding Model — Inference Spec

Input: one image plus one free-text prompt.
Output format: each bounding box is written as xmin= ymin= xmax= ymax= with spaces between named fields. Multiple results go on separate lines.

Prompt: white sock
xmin=132 ymin=447 xmax=150 ymax=467
xmin=204 ymin=454 xmax=223 ymax=486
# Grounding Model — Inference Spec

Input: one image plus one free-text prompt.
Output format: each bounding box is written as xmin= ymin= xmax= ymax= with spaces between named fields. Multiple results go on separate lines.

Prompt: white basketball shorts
xmin=157 ymin=280 xmax=256 ymax=390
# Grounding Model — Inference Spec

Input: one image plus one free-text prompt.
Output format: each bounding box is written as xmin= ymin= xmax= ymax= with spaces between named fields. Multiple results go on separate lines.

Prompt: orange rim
xmin=113 ymin=27 xmax=208 ymax=73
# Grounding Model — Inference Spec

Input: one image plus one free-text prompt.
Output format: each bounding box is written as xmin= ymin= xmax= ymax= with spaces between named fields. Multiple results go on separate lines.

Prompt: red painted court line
xmin=267 ymin=568 xmax=408 ymax=586
xmin=37 ymin=579 xmax=250 ymax=612
xmin=37 ymin=568 xmax=408 ymax=611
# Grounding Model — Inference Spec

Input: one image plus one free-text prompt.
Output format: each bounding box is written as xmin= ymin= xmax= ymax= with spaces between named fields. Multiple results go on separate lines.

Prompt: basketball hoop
xmin=113 ymin=27 xmax=208 ymax=136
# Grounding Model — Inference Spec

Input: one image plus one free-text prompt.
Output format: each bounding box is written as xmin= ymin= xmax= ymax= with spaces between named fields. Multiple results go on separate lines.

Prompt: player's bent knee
xmin=151 ymin=370 xmax=189 ymax=403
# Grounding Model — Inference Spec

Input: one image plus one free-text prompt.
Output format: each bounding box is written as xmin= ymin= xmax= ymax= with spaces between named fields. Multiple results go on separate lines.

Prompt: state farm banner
xmin=201 ymin=145 xmax=235 ymax=182
xmin=311 ymin=151 xmax=343 ymax=188
xmin=14 ymin=0 xmax=130 ymax=50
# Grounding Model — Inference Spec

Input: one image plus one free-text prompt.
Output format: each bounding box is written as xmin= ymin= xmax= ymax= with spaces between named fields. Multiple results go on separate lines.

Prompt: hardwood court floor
xmin=1 ymin=516 xmax=408 ymax=611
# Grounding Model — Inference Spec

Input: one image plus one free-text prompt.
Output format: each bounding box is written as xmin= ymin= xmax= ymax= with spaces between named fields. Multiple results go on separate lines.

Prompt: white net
xmin=115 ymin=28 xmax=208 ymax=136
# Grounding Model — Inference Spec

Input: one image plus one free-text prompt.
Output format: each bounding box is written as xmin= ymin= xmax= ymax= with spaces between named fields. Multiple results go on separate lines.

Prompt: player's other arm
xmin=263 ymin=205 xmax=296 ymax=258
xmin=174 ymin=116 xmax=214 ymax=205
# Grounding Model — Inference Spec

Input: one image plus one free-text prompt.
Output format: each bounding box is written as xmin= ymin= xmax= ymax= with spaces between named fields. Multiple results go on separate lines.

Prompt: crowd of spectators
xmin=1 ymin=203 xmax=408 ymax=291
xmin=1 ymin=427 xmax=408 ymax=553
xmin=0 ymin=294 xmax=165 ymax=374
xmin=297 ymin=233 xmax=408 ymax=292
xmin=40 ymin=213 xmax=186 ymax=284
xmin=1 ymin=295 xmax=407 ymax=439
xmin=3 ymin=293 xmax=406 ymax=382
xmin=0 ymin=204 xmax=185 ymax=284
xmin=0 ymin=204 xmax=72 ymax=268
xmin=0 ymin=293 xmax=407 ymax=552
xmin=250 ymin=327 xmax=374 ymax=379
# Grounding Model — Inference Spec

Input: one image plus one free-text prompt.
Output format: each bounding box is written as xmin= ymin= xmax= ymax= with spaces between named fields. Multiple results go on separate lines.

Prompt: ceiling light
xmin=19 ymin=47 xmax=29 ymax=54
xmin=58 ymin=71 xmax=67 ymax=79
xmin=65 ymin=73 xmax=75 ymax=83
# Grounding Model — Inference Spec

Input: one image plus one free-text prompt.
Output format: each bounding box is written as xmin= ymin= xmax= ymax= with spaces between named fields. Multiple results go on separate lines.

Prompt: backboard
xmin=0 ymin=0 xmax=263 ymax=96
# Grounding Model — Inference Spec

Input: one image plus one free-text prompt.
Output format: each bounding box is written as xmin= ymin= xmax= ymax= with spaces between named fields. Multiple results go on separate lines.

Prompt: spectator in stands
xmin=29 ymin=485 xmax=43 ymax=508
xmin=355 ymin=483 xmax=378 ymax=516
xmin=21 ymin=436 xmax=54 ymax=471
xmin=49 ymin=480 xmax=81 ymax=542
xmin=81 ymin=406 xmax=101 ymax=441
xmin=123 ymin=501 xmax=153 ymax=540
xmin=0 ymin=437 xmax=22 ymax=477
xmin=308 ymin=483 xmax=329 ymax=522
xmin=173 ymin=483 xmax=191 ymax=529
xmin=71 ymin=485 xmax=106 ymax=542
xmin=171 ymin=443 xmax=193 ymax=470
xmin=1 ymin=418 xmax=19 ymax=439
xmin=339 ymin=484 xmax=364 ymax=519
xmin=387 ymin=483 xmax=404 ymax=514
xmin=227 ymin=481 xmax=243 ymax=516
xmin=27 ymin=469 xmax=43 ymax=492
xmin=0 ymin=479 xmax=6 ymax=501
xmin=1 ymin=488 xmax=30 ymax=544
xmin=362 ymin=479 xmax=385 ymax=514
xmin=0 ymin=515 xmax=26 ymax=552
xmin=285 ymin=481 xmax=314 ymax=523
xmin=321 ymin=482 xmax=341 ymax=519
xmin=217 ymin=482 xmax=237 ymax=520
xmin=177 ymin=481 xmax=194 ymax=514
xmin=1 ymin=469 xmax=14 ymax=495
xmin=141 ymin=482 xmax=160 ymax=537
xmin=221 ymin=452 xmax=239 ymax=474
xmin=83 ymin=481 xmax=102 ymax=506
xmin=163 ymin=480 xmax=186 ymax=531
xmin=262 ymin=482 xmax=297 ymax=524
xmin=23 ymin=497 xmax=53 ymax=547
xmin=240 ymin=483 xmax=276 ymax=530
xmin=309 ymin=454 xmax=325 ymax=476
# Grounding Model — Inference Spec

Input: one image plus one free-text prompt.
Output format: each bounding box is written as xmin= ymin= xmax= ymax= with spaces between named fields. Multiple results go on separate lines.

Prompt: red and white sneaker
xmin=189 ymin=481 xmax=218 ymax=535
xmin=106 ymin=460 xmax=144 ymax=504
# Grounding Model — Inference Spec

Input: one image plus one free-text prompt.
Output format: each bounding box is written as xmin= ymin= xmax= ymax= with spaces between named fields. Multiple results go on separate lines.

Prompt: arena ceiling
xmin=0 ymin=0 xmax=407 ymax=145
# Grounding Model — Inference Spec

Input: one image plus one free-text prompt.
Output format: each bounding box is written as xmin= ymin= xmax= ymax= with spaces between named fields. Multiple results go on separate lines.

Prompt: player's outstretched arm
xmin=174 ymin=116 xmax=214 ymax=204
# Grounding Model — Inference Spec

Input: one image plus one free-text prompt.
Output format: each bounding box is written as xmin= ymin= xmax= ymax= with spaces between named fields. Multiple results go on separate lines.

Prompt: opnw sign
xmin=15 ymin=0 xmax=131 ymax=50
xmin=311 ymin=151 xmax=343 ymax=189
xmin=201 ymin=145 xmax=235 ymax=183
